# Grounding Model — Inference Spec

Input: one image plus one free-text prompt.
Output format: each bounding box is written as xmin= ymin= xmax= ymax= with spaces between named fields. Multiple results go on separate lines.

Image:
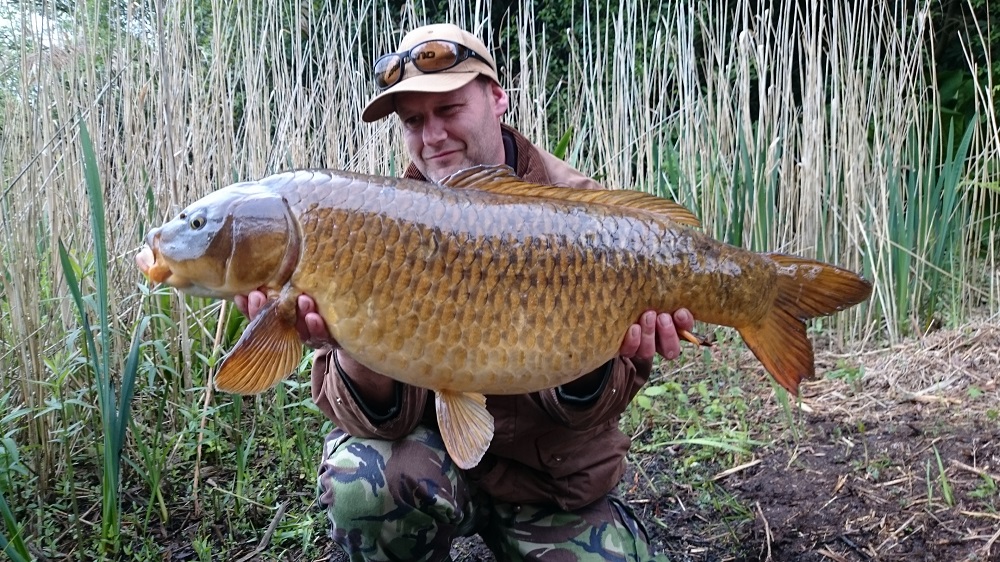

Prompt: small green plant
xmin=128 ymin=394 xmax=171 ymax=526
xmin=855 ymin=455 xmax=893 ymax=481
xmin=57 ymin=122 xmax=151 ymax=555
xmin=0 ymin=487 xmax=31 ymax=562
xmin=968 ymin=474 xmax=997 ymax=502
xmin=0 ymin=432 xmax=29 ymax=496
xmin=771 ymin=380 xmax=802 ymax=441
xmin=929 ymin=447 xmax=955 ymax=507
xmin=192 ymin=534 xmax=213 ymax=562
xmin=826 ymin=361 xmax=865 ymax=391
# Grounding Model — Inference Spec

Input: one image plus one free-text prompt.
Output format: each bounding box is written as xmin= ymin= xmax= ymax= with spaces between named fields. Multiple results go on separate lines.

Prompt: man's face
xmin=394 ymin=79 xmax=509 ymax=182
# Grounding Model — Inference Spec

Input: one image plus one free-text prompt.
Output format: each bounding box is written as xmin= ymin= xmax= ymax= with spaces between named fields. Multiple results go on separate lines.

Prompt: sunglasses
xmin=373 ymin=39 xmax=493 ymax=91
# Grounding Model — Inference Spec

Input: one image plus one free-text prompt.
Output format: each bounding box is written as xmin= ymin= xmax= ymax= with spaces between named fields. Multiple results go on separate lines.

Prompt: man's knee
xmin=317 ymin=426 xmax=471 ymax=522
xmin=316 ymin=427 xmax=478 ymax=560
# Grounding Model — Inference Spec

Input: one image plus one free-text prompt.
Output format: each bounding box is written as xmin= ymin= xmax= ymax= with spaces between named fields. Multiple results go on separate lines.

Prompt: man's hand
xmin=618 ymin=309 xmax=694 ymax=363
xmin=233 ymin=291 xmax=334 ymax=349
xmin=234 ymin=291 xmax=399 ymax=411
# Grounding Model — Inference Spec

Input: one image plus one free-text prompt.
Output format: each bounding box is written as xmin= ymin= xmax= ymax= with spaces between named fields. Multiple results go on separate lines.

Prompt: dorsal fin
xmin=439 ymin=165 xmax=701 ymax=228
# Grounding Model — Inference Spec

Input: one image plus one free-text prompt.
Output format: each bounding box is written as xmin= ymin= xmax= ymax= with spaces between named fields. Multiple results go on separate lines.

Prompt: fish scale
xmin=288 ymin=171 xmax=695 ymax=392
xmin=136 ymin=165 xmax=872 ymax=468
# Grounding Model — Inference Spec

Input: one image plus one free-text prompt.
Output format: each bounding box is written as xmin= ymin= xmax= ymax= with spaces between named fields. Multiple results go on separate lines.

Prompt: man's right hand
xmin=233 ymin=291 xmax=334 ymax=349
xmin=234 ymin=291 xmax=401 ymax=412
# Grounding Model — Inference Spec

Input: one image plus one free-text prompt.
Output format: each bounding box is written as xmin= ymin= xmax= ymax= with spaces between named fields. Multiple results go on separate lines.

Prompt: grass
xmin=0 ymin=0 xmax=997 ymax=559
xmin=623 ymin=337 xmax=770 ymax=525
xmin=57 ymin=121 xmax=152 ymax=554
xmin=932 ymin=446 xmax=956 ymax=507
xmin=0 ymin=489 xmax=30 ymax=562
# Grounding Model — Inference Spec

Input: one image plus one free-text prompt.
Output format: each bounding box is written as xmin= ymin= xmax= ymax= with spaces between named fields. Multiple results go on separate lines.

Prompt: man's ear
xmin=489 ymin=80 xmax=509 ymax=117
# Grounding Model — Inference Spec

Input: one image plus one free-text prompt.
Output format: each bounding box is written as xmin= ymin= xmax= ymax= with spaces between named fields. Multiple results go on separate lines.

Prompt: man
xmin=237 ymin=23 xmax=693 ymax=562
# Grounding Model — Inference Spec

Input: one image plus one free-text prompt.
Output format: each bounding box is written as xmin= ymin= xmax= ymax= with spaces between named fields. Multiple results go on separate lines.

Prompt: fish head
xmin=136 ymin=182 xmax=300 ymax=298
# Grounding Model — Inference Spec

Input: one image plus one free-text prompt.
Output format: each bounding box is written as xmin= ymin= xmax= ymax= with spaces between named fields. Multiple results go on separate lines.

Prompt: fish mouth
xmin=135 ymin=244 xmax=173 ymax=284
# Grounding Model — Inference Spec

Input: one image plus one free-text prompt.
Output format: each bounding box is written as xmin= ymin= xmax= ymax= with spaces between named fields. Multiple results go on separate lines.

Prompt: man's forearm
xmin=557 ymin=360 xmax=614 ymax=404
xmin=332 ymin=350 xmax=401 ymax=419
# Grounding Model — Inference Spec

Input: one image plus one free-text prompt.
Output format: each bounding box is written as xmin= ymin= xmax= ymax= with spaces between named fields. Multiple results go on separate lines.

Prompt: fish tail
xmin=738 ymin=254 xmax=873 ymax=394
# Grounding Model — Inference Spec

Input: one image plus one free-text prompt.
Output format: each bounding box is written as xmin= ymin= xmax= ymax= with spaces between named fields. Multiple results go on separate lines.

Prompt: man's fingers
xmin=656 ymin=312 xmax=680 ymax=360
xmin=297 ymin=294 xmax=317 ymax=316
xmin=248 ymin=290 xmax=268 ymax=318
xmin=618 ymin=324 xmax=640 ymax=356
xmin=233 ymin=294 xmax=249 ymax=317
xmin=636 ymin=310 xmax=657 ymax=360
xmin=303 ymin=312 xmax=337 ymax=348
xmin=296 ymin=295 xmax=335 ymax=348
xmin=672 ymin=308 xmax=694 ymax=333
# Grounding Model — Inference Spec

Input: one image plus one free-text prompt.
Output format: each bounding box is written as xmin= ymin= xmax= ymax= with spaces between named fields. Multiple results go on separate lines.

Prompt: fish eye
xmin=189 ymin=215 xmax=206 ymax=230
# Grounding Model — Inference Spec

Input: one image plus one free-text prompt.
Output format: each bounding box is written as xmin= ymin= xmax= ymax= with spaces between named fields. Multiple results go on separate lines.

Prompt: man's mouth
xmin=428 ymin=149 xmax=458 ymax=161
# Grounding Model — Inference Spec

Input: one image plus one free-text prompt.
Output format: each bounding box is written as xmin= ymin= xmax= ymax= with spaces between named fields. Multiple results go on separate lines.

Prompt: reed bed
xmin=0 ymin=0 xmax=996 ymax=557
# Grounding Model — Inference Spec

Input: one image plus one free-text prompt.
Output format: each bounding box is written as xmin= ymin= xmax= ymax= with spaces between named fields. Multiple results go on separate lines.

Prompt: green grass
xmin=55 ymin=123 xmax=152 ymax=554
xmin=624 ymin=337 xmax=773 ymax=490
xmin=621 ymin=339 xmax=787 ymax=551
xmin=0 ymin=488 xmax=30 ymax=562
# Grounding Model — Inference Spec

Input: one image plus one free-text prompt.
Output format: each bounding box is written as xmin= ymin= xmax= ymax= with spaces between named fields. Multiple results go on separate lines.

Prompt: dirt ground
xmin=440 ymin=322 xmax=1000 ymax=562
xmin=635 ymin=321 xmax=1000 ymax=562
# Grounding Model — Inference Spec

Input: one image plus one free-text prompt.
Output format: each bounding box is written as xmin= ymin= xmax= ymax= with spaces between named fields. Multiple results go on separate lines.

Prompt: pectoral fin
xmin=435 ymin=391 xmax=494 ymax=469
xmin=215 ymin=296 xmax=302 ymax=394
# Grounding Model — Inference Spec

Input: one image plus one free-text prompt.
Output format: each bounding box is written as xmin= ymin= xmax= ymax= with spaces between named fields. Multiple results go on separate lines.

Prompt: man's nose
xmin=422 ymin=116 xmax=447 ymax=144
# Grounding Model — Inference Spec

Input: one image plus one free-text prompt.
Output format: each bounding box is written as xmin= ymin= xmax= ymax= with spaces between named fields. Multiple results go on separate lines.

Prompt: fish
xmin=135 ymin=165 xmax=873 ymax=469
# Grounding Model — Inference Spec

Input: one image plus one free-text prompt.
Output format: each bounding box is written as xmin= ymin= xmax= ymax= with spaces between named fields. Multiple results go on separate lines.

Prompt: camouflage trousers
xmin=317 ymin=425 xmax=668 ymax=562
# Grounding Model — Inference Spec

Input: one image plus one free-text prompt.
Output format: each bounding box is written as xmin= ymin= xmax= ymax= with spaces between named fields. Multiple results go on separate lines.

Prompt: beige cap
xmin=362 ymin=24 xmax=499 ymax=122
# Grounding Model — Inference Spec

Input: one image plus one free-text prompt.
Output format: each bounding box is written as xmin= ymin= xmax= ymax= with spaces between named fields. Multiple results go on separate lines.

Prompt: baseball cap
xmin=361 ymin=24 xmax=499 ymax=122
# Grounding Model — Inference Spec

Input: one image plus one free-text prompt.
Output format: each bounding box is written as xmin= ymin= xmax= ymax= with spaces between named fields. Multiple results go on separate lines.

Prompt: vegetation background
xmin=0 ymin=0 xmax=997 ymax=559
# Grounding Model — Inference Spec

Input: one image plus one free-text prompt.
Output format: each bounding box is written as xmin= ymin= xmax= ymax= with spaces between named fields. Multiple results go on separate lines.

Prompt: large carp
xmin=136 ymin=165 xmax=872 ymax=468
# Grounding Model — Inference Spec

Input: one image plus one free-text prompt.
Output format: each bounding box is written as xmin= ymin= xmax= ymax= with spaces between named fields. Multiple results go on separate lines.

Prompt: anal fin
xmin=435 ymin=391 xmax=494 ymax=469
xmin=215 ymin=295 xmax=302 ymax=394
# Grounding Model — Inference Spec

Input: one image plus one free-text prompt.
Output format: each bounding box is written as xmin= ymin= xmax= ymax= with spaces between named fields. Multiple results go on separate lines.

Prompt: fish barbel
xmin=136 ymin=165 xmax=873 ymax=468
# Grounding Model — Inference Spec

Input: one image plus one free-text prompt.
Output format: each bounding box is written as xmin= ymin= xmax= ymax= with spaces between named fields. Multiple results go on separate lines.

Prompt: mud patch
xmin=732 ymin=419 xmax=999 ymax=561
xmin=629 ymin=321 xmax=1000 ymax=562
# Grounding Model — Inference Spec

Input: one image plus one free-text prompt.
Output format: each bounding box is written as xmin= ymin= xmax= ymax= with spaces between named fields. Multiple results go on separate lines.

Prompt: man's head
xmin=362 ymin=24 xmax=499 ymax=122
xmin=363 ymin=24 xmax=509 ymax=182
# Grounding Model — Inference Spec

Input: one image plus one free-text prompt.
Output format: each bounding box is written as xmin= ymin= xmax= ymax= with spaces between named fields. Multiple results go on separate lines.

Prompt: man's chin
xmin=423 ymin=156 xmax=471 ymax=182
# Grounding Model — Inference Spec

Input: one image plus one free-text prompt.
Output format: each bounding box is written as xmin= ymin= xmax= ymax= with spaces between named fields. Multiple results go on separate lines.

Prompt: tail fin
xmin=738 ymin=254 xmax=873 ymax=394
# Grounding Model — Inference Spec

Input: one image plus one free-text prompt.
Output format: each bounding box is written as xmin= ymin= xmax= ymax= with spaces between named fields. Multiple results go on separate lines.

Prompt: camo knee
xmin=481 ymin=496 xmax=668 ymax=562
xmin=317 ymin=425 xmax=479 ymax=562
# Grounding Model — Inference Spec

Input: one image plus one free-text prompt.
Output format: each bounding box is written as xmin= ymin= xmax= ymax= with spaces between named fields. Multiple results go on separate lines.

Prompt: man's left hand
xmin=618 ymin=309 xmax=694 ymax=363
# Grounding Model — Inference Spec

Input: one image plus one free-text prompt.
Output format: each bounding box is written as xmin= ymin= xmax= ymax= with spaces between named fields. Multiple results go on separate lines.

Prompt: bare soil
xmin=632 ymin=321 xmax=1000 ymax=562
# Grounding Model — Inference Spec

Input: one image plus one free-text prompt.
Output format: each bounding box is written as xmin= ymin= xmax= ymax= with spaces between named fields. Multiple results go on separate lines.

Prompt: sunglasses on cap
xmin=373 ymin=39 xmax=494 ymax=91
